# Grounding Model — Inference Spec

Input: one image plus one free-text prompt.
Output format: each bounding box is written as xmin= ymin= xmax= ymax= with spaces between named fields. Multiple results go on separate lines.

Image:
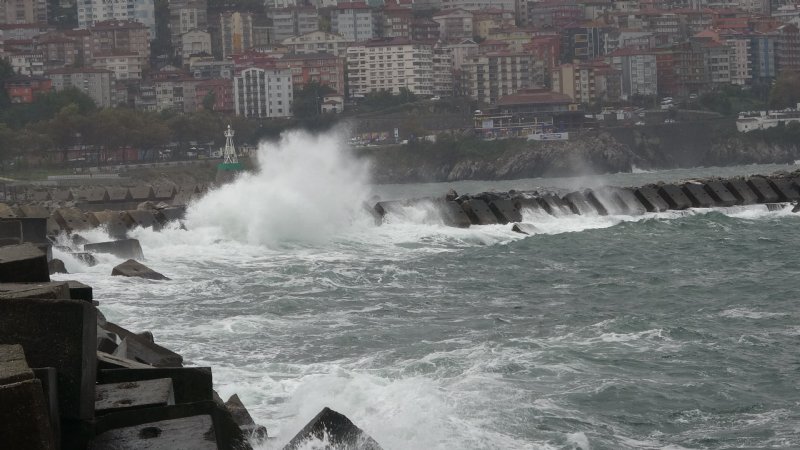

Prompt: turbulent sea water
xmin=53 ymin=131 xmax=800 ymax=449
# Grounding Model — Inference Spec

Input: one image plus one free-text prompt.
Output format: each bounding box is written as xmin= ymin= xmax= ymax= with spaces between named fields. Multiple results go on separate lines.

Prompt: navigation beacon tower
xmin=216 ymin=124 xmax=243 ymax=183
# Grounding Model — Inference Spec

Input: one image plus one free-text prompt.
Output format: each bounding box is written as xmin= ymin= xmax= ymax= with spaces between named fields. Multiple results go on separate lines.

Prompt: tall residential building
xmin=439 ymin=0 xmax=513 ymax=10
xmin=268 ymin=7 xmax=319 ymax=42
xmin=0 ymin=0 xmax=47 ymax=24
xmin=461 ymin=52 xmax=541 ymax=104
xmin=91 ymin=52 xmax=143 ymax=80
xmin=331 ymin=2 xmax=381 ymax=42
xmin=608 ymin=48 xmax=658 ymax=99
xmin=220 ymin=11 xmax=253 ymax=58
xmin=281 ymin=30 xmax=352 ymax=57
xmin=46 ymin=68 xmax=115 ymax=107
xmin=168 ymin=0 xmax=208 ymax=49
xmin=346 ymin=39 xmax=433 ymax=97
xmin=34 ymin=32 xmax=86 ymax=70
xmin=432 ymin=44 xmax=454 ymax=97
xmin=282 ymin=52 xmax=345 ymax=94
xmin=432 ymin=9 xmax=473 ymax=42
xmin=180 ymin=29 xmax=212 ymax=60
xmin=77 ymin=0 xmax=155 ymax=39
xmin=234 ymin=66 xmax=293 ymax=117
xmin=88 ymin=20 xmax=150 ymax=61
xmin=775 ymin=24 xmax=800 ymax=73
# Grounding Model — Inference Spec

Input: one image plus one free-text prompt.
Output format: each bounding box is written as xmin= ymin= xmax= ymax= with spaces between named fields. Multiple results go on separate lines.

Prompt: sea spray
xmin=186 ymin=129 xmax=373 ymax=247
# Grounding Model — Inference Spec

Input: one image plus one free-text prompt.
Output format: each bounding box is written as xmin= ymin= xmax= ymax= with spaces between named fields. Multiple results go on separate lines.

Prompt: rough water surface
xmin=53 ymin=131 xmax=800 ymax=449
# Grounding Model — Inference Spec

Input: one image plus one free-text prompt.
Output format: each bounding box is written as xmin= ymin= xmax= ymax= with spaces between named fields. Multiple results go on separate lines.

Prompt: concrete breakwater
xmin=0 ymin=186 xmax=383 ymax=448
xmin=372 ymin=172 xmax=800 ymax=229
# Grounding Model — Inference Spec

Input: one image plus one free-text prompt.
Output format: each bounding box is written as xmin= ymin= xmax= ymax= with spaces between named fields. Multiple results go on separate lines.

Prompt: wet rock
xmin=85 ymin=239 xmax=144 ymax=260
xmin=0 ymin=282 xmax=70 ymax=300
xmin=225 ymin=394 xmax=268 ymax=442
xmin=98 ymin=367 xmax=213 ymax=404
xmin=48 ymin=258 xmax=67 ymax=274
xmin=445 ymin=189 xmax=458 ymax=201
xmin=0 ymin=243 xmax=50 ymax=282
xmin=511 ymin=223 xmax=539 ymax=235
xmin=95 ymin=378 xmax=175 ymax=415
xmin=111 ymin=259 xmax=169 ymax=281
xmin=283 ymin=407 xmax=381 ymax=450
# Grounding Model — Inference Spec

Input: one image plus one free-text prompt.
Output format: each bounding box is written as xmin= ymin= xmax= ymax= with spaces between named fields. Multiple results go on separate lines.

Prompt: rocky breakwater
xmin=0 ymin=191 xmax=383 ymax=449
xmin=372 ymin=171 xmax=800 ymax=230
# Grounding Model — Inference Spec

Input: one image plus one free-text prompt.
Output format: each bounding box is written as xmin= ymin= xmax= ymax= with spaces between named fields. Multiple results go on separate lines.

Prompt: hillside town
xmin=2 ymin=0 xmax=800 ymax=161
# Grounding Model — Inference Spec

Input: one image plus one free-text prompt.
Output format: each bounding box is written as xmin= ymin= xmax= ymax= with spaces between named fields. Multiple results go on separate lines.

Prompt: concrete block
xmin=596 ymin=188 xmax=647 ymax=215
xmin=0 ymin=202 xmax=18 ymax=218
xmin=87 ymin=211 xmax=128 ymax=240
xmin=86 ymin=187 xmax=110 ymax=203
xmin=373 ymin=200 xmax=407 ymax=220
xmin=0 ymin=344 xmax=34 ymax=384
xmin=98 ymin=367 xmax=213 ymax=404
xmin=129 ymin=186 xmax=155 ymax=202
xmin=766 ymin=203 xmax=784 ymax=211
xmin=0 ymin=243 xmax=50 ymax=282
xmin=0 ymin=297 xmax=97 ymax=419
xmin=67 ymin=280 xmax=93 ymax=302
xmin=488 ymin=199 xmax=522 ymax=224
xmin=563 ymin=192 xmax=598 ymax=215
xmin=70 ymin=252 xmax=98 ymax=267
xmin=657 ymin=184 xmax=692 ymax=210
xmin=0 ymin=379 xmax=56 ymax=449
xmin=682 ymin=183 xmax=717 ymax=208
xmin=155 ymin=206 xmax=187 ymax=225
xmin=171 ymin=191 xmax=194 ymax=206
xmin=704 ymin=181 xmax=739 ymax=206
xmin=516 ymin=197 xmax=547 ymax=215
xmin=226 ymin=394 xmax=268 ymax=442
xmin=153 ymin=184 xmax=177 ymax=201
xmin=0 ymin=282 xmax=70 ymax=300
xmin=85 ymin=239 xmax=144 ymax=260
xmin=121 ymin=210 xmax=159 ymax=230
xmin=32 ymin=366 xmax=60 ymax=448
xmin=0 ymin=219 xmax=22 ymax=245
xmin=53 ymin=207 xmax=93 ymax=232
xmin=724 ymin=179 xmax=759 ymax=205
xmin=284 ymin=407 xmax=381 ymax=450
xmin=97 ymin=351 xmax=153 ymax=370
xmin=511 ymin=223 xmax=539 ymax=235
xmin=634 ymin=186 xmax=669 ymax=212
xmin=29 ymin=190 xmax=51 ymax=202
xmin=97 ymin=327 xmax=119 ymax=354
xmin=113 ymin=335 xmax=183 ymax=368
xmin=92 ymin=401 xmax=252 ymax=450
xmin=111 ymin=259 xmax=169 ymax=280
xmin=49 ymin=258 xmax=67 ymax=274
xmin=460 ymin=199 xmax=498 ymax=225
xmin=107 ymin=187 xmax=132 ymax=202
xmin=767 ymin=177 xmax=800 ymax=202
xmin=746 ymin=177 xmax=780 ymax=203
xmin=51 ymin=189 xmax=74 ymax=202
xmin=537 ymin=195 xmax=573 ymax=216
xmin=19 ymin=204 xmax=50 ymax=218
xmin=582 ymin=190 xmax=609 ymax=215
xmin=436 ymin=201 xmax=471 ymax=228
xmin=96 ymin=378 xmax=175 ymax=415
xmin=92 ymin=415 xmax=217 ymax=450
xmin=9 ymin=217 xmax=50 ymax=245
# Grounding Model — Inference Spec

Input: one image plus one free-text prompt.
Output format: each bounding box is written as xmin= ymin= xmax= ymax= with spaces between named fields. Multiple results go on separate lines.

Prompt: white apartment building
xmin=726 ymin=38 xmax=752 ymax=85
xmin=77 ymin=0 xmax=155 ymax=39
xmin=609 ymin=50 xmax=657 ymax=99
xmin=234 ymin=67 xmax=293 ymax=118
xmin=268 ymin=7 xmax=319 ymax=42
xmin=331 ymin=3 xmax=380 ymax=42
xmin=346 ymin=39 xmax=433 ymax=97
xmin=461 ymin=52 xmax=541 ymax=104
xmin=181 ymin=30 xmax=212 ymax=61
xmin=282 ymin=31 xmax=352 ymax=57
xmin=91 ymin=53 xmax=143 ymax=80
xmin=439 ymin=0 xmax=513 ymax=10
xmin=432 ymin=44 xmax=454 ymax=97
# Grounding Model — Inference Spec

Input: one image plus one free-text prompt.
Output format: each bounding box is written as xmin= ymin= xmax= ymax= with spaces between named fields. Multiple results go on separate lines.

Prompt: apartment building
xmin=168 ymin=0 xmax=208 ymax=49
xmin=91 ymin=52 xmax=143 ymax=80
xmin=46 ymin=68 xmax=115 ymax=107
xmin=77 ymin=0 xmax=155 ymax=39
xmin=331 ymin=2 xmax=382 ymax=42
xmin=268 ymin=7 xmax=319 ymax=42
xmin=189 ymin=57 xmax=234 ymax=79
xmin=282 ymin=52 xmax=345 ymax=94
xmin=432 ymin=9 xmax=473 ymax=42
xmin=0 ymin=0 xmax=47 ymax=24
xmin=461 ymin=52 xmax=541 ymax=104
xmin=220 ymin=11 xmax=253 ymax=58
xmin=432 ymin=44 xmax=454 ymax=97
xmin=282 ymin=31 xmax=352 ymax=57
xmin=608 ymin=48 xmax=658 ymax=99
xmin=88 ymin=20 xmax=150 ymax=60
xmin=346 ymin=39 xmax=433 ymax=97
xmin=196 ymin=78 xmax=235 ymax=113
xmin=180 ymin=30 xmax=212 ymax=60
xmin=234 ymin=66 xmax=293 ymax=117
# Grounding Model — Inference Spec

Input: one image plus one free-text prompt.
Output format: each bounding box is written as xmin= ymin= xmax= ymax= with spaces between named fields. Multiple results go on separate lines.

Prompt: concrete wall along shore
xmin=0 ymin=181 xmax=384 ymax=448
xmin=372 ymin=173 xmax=800 ymax=230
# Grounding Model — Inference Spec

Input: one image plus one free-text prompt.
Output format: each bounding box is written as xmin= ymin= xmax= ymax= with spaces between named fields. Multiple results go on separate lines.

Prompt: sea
xmin=53 ymin=130 xmax=800 ymax=450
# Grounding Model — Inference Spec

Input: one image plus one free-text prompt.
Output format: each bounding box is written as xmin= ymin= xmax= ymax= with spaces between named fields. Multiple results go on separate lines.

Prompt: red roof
xmin=497 ymin=89 xmax=573 ymax=106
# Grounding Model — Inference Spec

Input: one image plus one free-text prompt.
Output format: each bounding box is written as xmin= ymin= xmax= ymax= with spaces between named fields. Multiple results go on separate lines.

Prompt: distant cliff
xmin=360 ymin=120 xmax=800 ymax=184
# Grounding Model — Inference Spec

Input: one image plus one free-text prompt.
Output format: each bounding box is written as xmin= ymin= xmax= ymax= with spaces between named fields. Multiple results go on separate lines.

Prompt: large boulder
xmin=111 ymin=259 xmax=169 ymax=281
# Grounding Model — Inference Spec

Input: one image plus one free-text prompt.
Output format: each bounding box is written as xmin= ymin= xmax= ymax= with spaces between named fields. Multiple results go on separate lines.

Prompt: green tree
xmin=769 ymin=71 xmax=800 ymax=109
xmin=292 ymin=81 xmax=335 ymax=119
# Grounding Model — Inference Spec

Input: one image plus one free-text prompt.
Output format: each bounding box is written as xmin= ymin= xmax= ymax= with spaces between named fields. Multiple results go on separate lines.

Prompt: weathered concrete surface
xmin=86 ymin=211 xmax=128 ymax=240
xmin=98 ymin=367 xmax=212 ymax=404
xmin=704 ymin=181 xmax=739 ymax=206
xmin=53 ymin=207 xmax=93 ymax=232
xmin=0 ymin=282 xmax=70 ymax=299
xmin=97 ymin=351 xmax=153 ymax=370
xmin=657 ymin=184 xmax=693 ymax=210
xmin=111 ymin=259 xmax=169 ymax=280
xmin=437 ymin=201 xmax=472 ymax=228
xmin=284 ymin=407 xmax=381 ymax=450
xmin=67 ymin=280 xmax=93 ymax=302
xmin=460 ymin=199 xmax=498 ymax=225
xmin=91 ymin=414 xmax=217 ymax=450
xmin=112 ymin=335 xmax=183 ymax=368
xmin=95 ymin=378 xmax=175 ymax=415
xmin=32 ymin=366 xmax=60 ymax=447
xmin=563 ymin=192 xmax=598 ymax=215
xmin=634 ymin=186 xmax=669 ymax=212
xmin=49 ymin=258 xmax=68 ymax=274
xmin=121 ymin=210 xmax=160 ymax=230
xmin=0 ymin=378 xmax=56 ymax=449
xmin=511 ymin=223 xmax=539 ymax=235
xmin=725 ymin=179 xmax=759 ymax=205
xmin=538 ymin=195 xmax=573 ymax=216
xmin=682 ymin=183 xmax=717 ymax=208
xmin=85 ymin=239 xmax=144 ymax=260
xmin=488 ymin=199 xmax=523 ymax=224
xmin=0 ymin=243 xmax=50 ymax=282
xmin=0 ymin=344 xmax=33 ymax=383
xmin=746 ymin=177 xmax=780 ymax=203
xmin=225 ymin=394 xmax=268 ymax=441
xmin=768 ymin=177 xmax=800 ymax=201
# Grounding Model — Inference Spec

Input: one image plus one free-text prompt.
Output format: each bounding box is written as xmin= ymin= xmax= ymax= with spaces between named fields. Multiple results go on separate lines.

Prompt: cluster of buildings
xmin=3 ymin=0 xmax=800 ymax=129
